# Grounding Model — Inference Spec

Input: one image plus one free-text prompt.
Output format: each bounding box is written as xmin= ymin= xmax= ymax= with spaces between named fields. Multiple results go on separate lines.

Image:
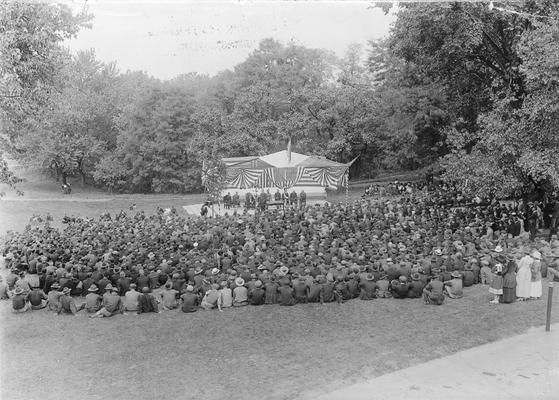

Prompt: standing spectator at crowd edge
xmin=480 ymin=260 xmax=492 ymax=285
xmin=530 ymin=251 xmax=543 ymax=300
xmin=489 ymin=264 xmax=504 ymax=304
xmin=502 ymin=259 xmax=517 ymax=304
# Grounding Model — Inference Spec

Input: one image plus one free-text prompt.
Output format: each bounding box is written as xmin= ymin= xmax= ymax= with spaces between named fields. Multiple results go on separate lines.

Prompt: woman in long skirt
xmin=516 ymin=251 xmax=532 ymax=301
xmin=530 ymin=250 xmax=543 ymax=300
xmin=502 ymin=260 xmax=517 ymax=303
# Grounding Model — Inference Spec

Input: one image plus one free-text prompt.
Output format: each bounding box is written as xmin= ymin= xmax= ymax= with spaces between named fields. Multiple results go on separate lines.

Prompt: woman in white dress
xmin=530 ymin=250 xmax=543 ymax=299
xmin=516 ymin=248 xmax=533 ymax=301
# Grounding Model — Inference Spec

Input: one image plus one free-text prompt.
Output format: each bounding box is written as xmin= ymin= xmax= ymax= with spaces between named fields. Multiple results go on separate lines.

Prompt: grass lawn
xmin=1 ymin=284 xmax=557 ymax=400
xmin=2 ymin=171 xmax=557 ymax=399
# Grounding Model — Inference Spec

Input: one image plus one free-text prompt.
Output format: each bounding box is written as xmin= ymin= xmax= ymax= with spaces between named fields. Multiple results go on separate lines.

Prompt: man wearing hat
xmin=85 ymin=284 xmax=102 ymax=313
xmin=200 ymin=284 xmax=223 ymax=311
xmin=11 ymin=287 xmax=30 ymax=313
xmin=392 ymin=276 xmax=410 ymax=299
xmin=47 ymin=283 xmax=62 ymax=311
xmin=58 ymin=287 xmax=85 ymax=315
xmin=233 ymin=277 xmax=248 ymax=307
xmin=124 ymin=284 xmax=140 ymax=312
xmin=423 ymin=276 xmax=445 ymax=305
xmin=180 ymin=285 xmax=199 ymax=312
xmin=444 ymin=271 xmax=464 ymax=299
xmin=248 ymin=280 xmax=265 ymax=306
xmin=91 ymin=285 xmax=123 ymax=318
xmin=407 ymin=273 xmax=424 ymax=298
xmin=160 ymin=282 xmax=179 ymax=310
xmin=359 ymin=273 xmax=377 ymax=300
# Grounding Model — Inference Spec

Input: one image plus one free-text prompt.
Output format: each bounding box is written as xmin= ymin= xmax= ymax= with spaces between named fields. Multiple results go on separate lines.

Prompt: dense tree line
xmin=1 ymin=1 xmax=558 ymax=197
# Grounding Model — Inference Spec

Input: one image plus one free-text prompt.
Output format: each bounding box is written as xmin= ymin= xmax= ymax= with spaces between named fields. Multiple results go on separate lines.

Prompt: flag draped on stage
xmin=221 ymin=150 xmax=355 ymax=191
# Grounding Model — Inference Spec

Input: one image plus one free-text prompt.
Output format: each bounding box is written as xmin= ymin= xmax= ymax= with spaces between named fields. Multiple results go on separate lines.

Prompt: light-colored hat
xmin=434 ymin=249 xmax=442 ymax=256
xmin=186 ymin=285 xmax=194 ymax=292
xmin=532 ymin=250 xmax=542 ymax=261
xmin=235 ymin=277 xmax=245 ymax=286
xmin=211 ymin=268 xmax=220 ymax=275
xmin=62 ymin=287 xmax=71 ymax=295
xmin=254 ymin=280 xmax=262 ymax=288
xmin=14 ymin=287 xmax=24 ymax=295
xmin=451 ymin=271 xmax=462 ymax=279
xmin=88 ymin=284 xmax=99 ymax=292
xmin=494 ymin=245 xmax=503 ymax=253
xmin=105 ymin=283 xmax=114 ymax=291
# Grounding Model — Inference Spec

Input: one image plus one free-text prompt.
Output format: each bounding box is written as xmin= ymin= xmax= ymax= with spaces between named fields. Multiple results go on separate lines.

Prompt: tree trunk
xmin=80 ymin=172 xmax=85 ymax=187
xmin=61 ymin=172 xmax=68 ymax=185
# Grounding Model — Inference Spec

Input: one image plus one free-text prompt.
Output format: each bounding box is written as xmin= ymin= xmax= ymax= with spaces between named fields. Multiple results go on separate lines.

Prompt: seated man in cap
xmin=201 ymin=283 xmax=223 ymax=311
xmin=160 ymin=282 xmax=179 ymax=310
xmin=391 ymin=276 xmax=410 ymax=299
xmin=359 ymin=273 xmax=377 ymax=300
xmin=181 ymin=285 xmax=199 ymax=313
xmin=232 ymin=278 xmax=248 ymax=307
xmin=423 ymin=277 xmax=445 ymax=305
xmin=27 ymin=286 xmax=48 ymax=310
xmin=91 ymin=285 xmax=124 ymax=317
xmin=84 ymin=284 xmax=102 ymax=313
xmin=376 ymin=274 xmax=391 ymax=298
xmin=124 ymin=284 xmax=141 ymax=312
xmin=47 ymin=283 xmax=62 ymax=311
xmin=277 ymin=281 xmax=296 ymax=306
xmin=407 ymin=273 xmax=425 ymax=299
xmin=292 ymin=276 xmax=308 ymax=304
xmin=11 ymin=287 xmax=31 ymax=313
xmin=248 ymin=280 xmax=265 ymax=306
xmin=58 ymin=287 xmax=85 ymax=315
xmin=444 ymin=271 xmax=464 ymax=299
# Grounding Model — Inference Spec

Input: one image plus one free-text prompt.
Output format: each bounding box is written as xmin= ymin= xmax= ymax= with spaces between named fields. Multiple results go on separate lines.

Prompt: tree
xmin=0 ymin=152 xmax=23 ymax=197
xmin=0 ymin=1 xmax=91 ymax=149
xmin=441 ymin=8 xmax=559 ymax=199
xmin=15 ymin=50 xmax=117 ymax=185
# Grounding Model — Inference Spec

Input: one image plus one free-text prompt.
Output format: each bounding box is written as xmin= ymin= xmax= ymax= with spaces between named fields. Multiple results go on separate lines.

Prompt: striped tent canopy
xmin=222 ymin=150 xmax=354 ymax=191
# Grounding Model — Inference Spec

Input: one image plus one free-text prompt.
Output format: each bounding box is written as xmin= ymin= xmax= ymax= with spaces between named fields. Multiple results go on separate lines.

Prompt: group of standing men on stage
xmin=223 ymin=189 xmax=307 ymax=211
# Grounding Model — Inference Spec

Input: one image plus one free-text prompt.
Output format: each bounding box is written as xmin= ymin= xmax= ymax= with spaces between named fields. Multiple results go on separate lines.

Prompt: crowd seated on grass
xmin=2 ymin=189 xmax=559 ymax=316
